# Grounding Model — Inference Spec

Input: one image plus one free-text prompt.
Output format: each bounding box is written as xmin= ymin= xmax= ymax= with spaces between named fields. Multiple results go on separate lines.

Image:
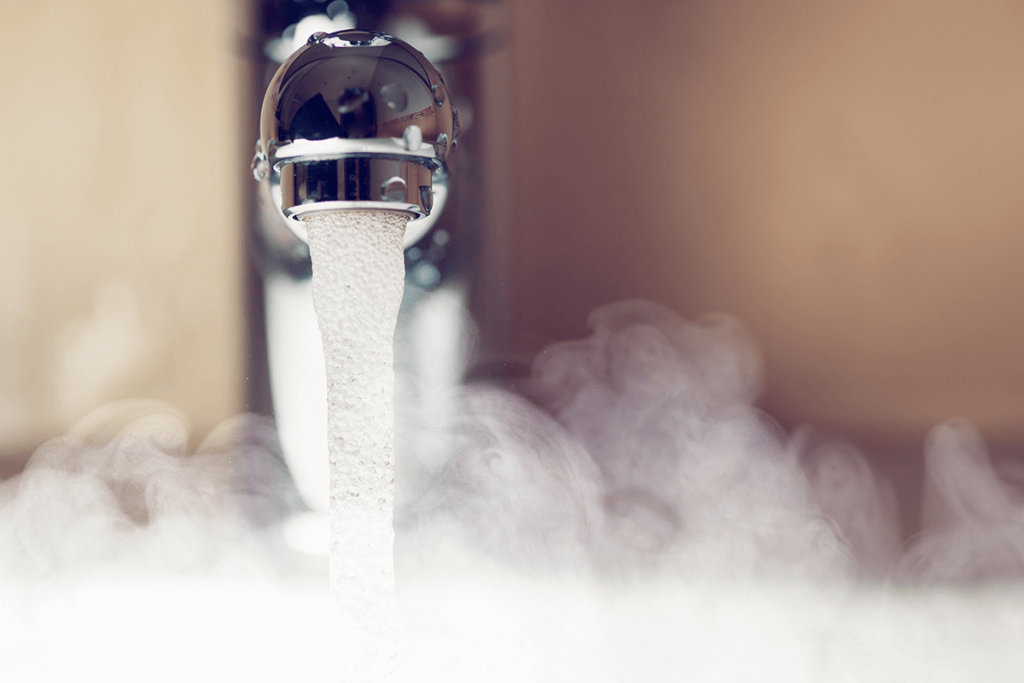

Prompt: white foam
xmin=302 ymin=210 xmax=408 ymax=682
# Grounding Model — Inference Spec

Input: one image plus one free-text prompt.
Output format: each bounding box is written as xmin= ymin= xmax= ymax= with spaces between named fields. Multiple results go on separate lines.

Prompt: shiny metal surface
xmin=256 ymin=30 xmax=460 ymax=239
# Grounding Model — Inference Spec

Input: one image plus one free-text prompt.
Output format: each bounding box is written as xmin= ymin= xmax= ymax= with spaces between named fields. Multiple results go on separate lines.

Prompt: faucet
xmin=253 ymin=29 xmax=460 ymax=246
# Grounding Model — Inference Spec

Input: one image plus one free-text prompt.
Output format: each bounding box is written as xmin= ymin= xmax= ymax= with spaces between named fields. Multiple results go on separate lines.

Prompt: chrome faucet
xmin=253 ymin=29 xmax=460 ymax=248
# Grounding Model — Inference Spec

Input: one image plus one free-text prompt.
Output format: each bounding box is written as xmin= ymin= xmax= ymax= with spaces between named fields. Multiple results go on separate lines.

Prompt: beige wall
xmin=508 ymin=0 xmax=1024 ymax=442
xmin=4 ymin=0 xmax=1021 ymax=461
xmin=0 ymin=0 xmax=249 ymax=459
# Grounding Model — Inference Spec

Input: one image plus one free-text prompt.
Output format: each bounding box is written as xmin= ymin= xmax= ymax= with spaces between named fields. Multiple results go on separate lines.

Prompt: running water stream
xmin=302 ymin=210 xmax=408 ymax=682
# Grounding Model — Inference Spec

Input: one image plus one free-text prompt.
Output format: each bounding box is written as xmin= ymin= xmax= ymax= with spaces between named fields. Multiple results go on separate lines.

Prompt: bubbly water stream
xmin=302 ymin=210 xmax=408 ymax=682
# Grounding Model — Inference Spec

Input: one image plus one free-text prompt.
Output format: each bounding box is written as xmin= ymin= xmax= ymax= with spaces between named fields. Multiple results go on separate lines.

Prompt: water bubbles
xmin=380 ymin=83 xmax=408 ymax=112
xmin=380 ymin=176 xmax=408 ymax=202
xmin=338 ymin=86 xmax=369 ymax=114
xmin=326 ymin=0 xmax=349 ymax=19
xmin=433 ymin=229 xmax=450 ymax=246
xmin=403 ymin=124 xmax=423 ymax=151
xmin=431 ymin=84 xmax=446 ymax=106
xmin=411 ymin=262 xmax=441 ymax=289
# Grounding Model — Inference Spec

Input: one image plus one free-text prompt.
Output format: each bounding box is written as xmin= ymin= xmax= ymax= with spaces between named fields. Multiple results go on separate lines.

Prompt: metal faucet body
xmin=254 ymin=29 xmax=460 ymax=244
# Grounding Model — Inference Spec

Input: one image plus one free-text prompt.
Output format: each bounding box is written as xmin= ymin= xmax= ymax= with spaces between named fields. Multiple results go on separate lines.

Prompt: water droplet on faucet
xmin=435 ymin=133 xmax=449 ymax=156
xmin=452 ymin=107 xmax=462 ymax=139
xmin=251 ymin=150 xmax=269 ymax=181
xmin=380 ymin=176 xmax=408 ymax=202
xmin=380 ymin=83 xmax=408 ymax=112
xmin=403 ymin=125 xmax=423 ymax=151
xmin=431 ymin=84 xmax=446 ymax=106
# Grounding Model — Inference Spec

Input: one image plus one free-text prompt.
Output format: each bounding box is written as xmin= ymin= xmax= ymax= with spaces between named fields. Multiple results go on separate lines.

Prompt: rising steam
xmin=3 ymin=300 xmax=1024 ymax=681
xmin=0 ymin=401 xmax=329 ymax=681
xmin=896 ymin=419 xmax=1024 ymax=582
xmin=407 ymin=301 xmax=851 ymax=582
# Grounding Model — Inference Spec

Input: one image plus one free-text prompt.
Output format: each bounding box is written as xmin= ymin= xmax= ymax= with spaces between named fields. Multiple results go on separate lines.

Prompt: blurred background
xmin=2 ymin=0 xmax=1024 ymax=529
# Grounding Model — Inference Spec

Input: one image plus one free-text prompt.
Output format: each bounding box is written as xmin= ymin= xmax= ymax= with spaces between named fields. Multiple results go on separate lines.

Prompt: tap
xmin=253 ymin=29 xmax=461 ymax=248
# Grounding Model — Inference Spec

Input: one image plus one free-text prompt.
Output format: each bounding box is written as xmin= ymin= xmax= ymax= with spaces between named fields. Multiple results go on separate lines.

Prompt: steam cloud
xmin=3 ymin=300 xmax=1024 ymax=681
xmin=407 ymin=300 xmax=850 ymax=582
xmin=897 ymin=419 xmax=1024 ymax=582
xmin=0 ymin=401 xmax=330 ymax=680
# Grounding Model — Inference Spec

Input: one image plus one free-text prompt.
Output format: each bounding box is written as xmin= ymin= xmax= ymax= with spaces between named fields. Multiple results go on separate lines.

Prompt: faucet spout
xmin=254 ymin=29 xmax=460 ymax=245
